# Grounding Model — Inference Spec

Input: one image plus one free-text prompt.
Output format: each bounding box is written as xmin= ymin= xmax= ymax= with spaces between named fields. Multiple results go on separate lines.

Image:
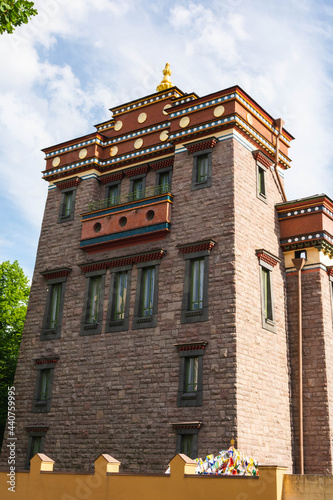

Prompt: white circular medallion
xmin=163 ymin=104 xmax=172 ymax=116
xmin=110 ymin=146 xmax=118 ymax=157
xmin=179 ymin=116 xmax=190 ymax=128
xmin=114 ymin=120 xmax=123 ymax=131
xmin=79 ymin=148 xmax=87 ymax=159
xmin=214 ymin=105 xmax=225 ymax=117
xmin=52 ymin=157 xmax=60 ymax=167
xmin=160 ymin=131 xmax=169 ymax=142
xmin=138 ymin=112 xmax=147 ymax=123
xmin=134 ymin=138 xmax=143 ymax=149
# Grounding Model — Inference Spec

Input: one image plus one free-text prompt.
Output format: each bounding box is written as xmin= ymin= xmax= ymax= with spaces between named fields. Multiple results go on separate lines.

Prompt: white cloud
xmin=1 ymin=0 xmax=333 ymax=275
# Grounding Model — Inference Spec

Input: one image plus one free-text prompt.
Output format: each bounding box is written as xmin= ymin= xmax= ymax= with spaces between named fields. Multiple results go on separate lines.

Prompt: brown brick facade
xmin=1 ymin=82 xmax=333 ymax=476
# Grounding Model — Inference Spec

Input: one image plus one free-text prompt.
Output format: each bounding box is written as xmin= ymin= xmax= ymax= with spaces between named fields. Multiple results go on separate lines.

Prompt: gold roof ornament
xmin=156 ymin=63 xmax=173 ymax=92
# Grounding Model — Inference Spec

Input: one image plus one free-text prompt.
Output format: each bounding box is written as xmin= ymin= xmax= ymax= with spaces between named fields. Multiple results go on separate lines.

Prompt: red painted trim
xmin=100 ymin=172 xmax=123 ymax=184
xmin=178 ymin=241 xmax=216 ymax=254
xmin=256 ymin=252 xmax=279 ymax=268
xmin=185 ymin=138 xmax=218 ymax=153
xmin=55 ymin=177 xmax=81 ymax=190
xmin=80 ymin=250 xmax=166 ymax=273
xmin=124 ymin=165 xmax=149 ymax=177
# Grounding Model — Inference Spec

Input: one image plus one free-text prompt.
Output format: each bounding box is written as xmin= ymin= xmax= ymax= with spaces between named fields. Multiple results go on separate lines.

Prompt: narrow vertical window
xmin=106 ymin=184 xmax=119 ymax=207
xmin=159 ymin=171 xmax=170 ymax=193
xmin=41 ymin=271 xmax=70 ymax=340
xmin=133 ymin=260 xmax=161 ymax=329
xmin=181 ymin=434 xmax=194 ymax=457
xmin=258 ymin=166 xmax=266 ymax=197
xmin=48 ymin=283 xmax=61 ymax=329
xmin=25 ymin=428 xmax=48 ymax=469
xmin=32 ymin=359 xmax=57 ymax=413
xmin=58 ymin=187 xmax=76 ymax=222
xmin=262 ymin=267 xmax=273 ymax=321
xmin=142 ymin=267 xmax=155 ymax=317
xmin=197 ymin=154 xmax=208 ymax=183
xmin=190 ymin=259 xmax=204 ymax=311
xmin=39 ymin=369 xmax=50 ymax=402
xmin=114 ymin=272 xmax=128 ymax=320
xmin=87 ymin=276 xmax=101 ymax=324
xmin=132 ymin=178 xmax=144 ymax=200
xmin=185 ymin=357 xmax=198 ymax=392
xmin=81 ymin=270 xmax=105 ymax=335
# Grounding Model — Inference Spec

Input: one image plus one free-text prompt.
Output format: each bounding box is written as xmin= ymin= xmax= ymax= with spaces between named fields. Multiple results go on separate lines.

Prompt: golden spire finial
xmin=156 ymin=63 xmax=173 ymax=92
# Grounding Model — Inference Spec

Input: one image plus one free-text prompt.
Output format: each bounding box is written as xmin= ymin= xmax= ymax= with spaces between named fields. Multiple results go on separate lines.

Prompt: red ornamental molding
xmin=178 ymin=240 xmax=216 ymax=254
xmin=55 ymin=177 xmax=81 ymax=190
xmin=327 ymin=267 xmax=333 ymax=277
xmin=256 ymin=250 xmax=280 ymax=268
xmin=79 ymin=251 xmax=166 ymax=273
xmin=35 ymin=358 xmax=59 ymax=365
xmin=124 ymin=165 xmax=149 ymax=177
xmin=171 ymin=422 xmax=203 ymax=430
xmin=149 ymin=157 xmax=174 ymax=171
xmin=185 ymin=138 xmax=218 ymax=153
xmin=40 ymin=268 xmax=72 ymax=280
xmin=26 ymin=427 xmax=49 ymax=433
xmin=176 ymin=343 xmax=208 ymax=352
xmin=100 ymin=172 xmax=123 ymax=184
xmin=252 ymin=150 xmax=274 ymax=169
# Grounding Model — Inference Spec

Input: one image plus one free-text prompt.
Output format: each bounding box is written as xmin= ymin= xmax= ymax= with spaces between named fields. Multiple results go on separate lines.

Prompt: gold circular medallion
xmin=138 ymin=112 xmax=147 ymax=123
xmin=159 ymin=131 xmax=169 ymax=142
xmin=247 ymin=113 xmax=253 ymax=125
xmin=134 ymin=138 xmax=143 ymax=149
xmin=114 ymin=120 xmax=123 ymax=131
xmin=110 ymin=146 xmax=118 ymax=157
xmin=52 ymin=157 xmax=60 ymax=167
xmin=79 ymin=148 xmax=87 ymax=159
xmin=163 ymin=104 xmax=172 ymax=116
xmin=214 ymin=105 xmax=225 ymax=117
xmin=179 ymin=116 xmax=190 ymax=128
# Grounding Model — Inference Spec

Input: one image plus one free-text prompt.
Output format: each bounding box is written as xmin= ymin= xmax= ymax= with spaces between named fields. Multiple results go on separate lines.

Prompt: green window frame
xmin=197 ymin=154 xmax=209 ymax=183
xmin=258 ymin=166 xmax=266 ymax=197
xmin=190 ymin=258 xmax=204 ymax=311
xmin=58 ymin=187 xmax=76 ymax=222
xmin=25 ymin=428 xmax=48 ymax=469
xmin=262 ymin=267 xmax=273 ymax=322
xmin=133 ymin=261 xmax=160 ymax=329
xmin=39 ymin=369 xmax=50 ymax=402
xmin=141 ymin=267 xmax=155 ymax=317
xmin=175 ymin=426 xmax=200 ymax=459
xmin=114 ymin=271 xmax=128 ymax=320
xmin=130 ymin=177 xmax=145 ymax=201
xmin=41 ymin=274 xmax=68 ymax=340
xmin=81 ymin=270 xmax=105 ymax=336
xmin=32 ymin=359 xmax=57 ymax=413
xmin=185 ymin=357 xmax=199 ymax=392
xmin=106 ymin=183 xmax=120 ymax=207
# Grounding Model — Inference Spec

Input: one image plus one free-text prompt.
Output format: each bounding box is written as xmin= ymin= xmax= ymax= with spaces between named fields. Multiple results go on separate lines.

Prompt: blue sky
xmin=1 ymin=0 xmax=333 ymax=280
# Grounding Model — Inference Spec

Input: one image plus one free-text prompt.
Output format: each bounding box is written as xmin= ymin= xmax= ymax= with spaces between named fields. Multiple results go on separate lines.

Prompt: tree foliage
xmin=0 ymin=0 xmax=37 ymax=35
xmin=0 ymin=261 xmax=30 ymax=446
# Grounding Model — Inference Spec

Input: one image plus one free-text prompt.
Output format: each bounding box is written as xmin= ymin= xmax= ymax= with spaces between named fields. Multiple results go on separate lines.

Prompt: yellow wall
xmin=0 ymin=453 xmax=285 ymax=500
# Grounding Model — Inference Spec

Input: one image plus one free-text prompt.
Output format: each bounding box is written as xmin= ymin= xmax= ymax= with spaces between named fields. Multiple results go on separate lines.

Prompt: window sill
xmin=84 ymin=323 xmax=99 ymax=330
xmin=186 ymin=310 xmax=203 ymax=317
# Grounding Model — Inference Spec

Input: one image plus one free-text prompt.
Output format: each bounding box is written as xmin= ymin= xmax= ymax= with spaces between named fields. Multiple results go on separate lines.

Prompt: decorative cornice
xmin=177 ymin=240 xmax=216 ymax=254
xmin=256 ymin=249 xmax=280 ymax=267
xmin=124 ymin=165 xmax=149 ymax=177
xmin=149 ymin=157 xmax=174 ymax=171
xmin=170 ymin=422 xmax=203 ymax=430
xmin=100 ymin=172 xmax=123 ymax=184
xmin=26 ymin=427 xmax=49 ymax=433
xmin=174 ymin=341 xmax=208 ymax=352
xmin=184 ymin=137 xmax=218 ymax=153
xmin=40 ymin=268 xmax=72 ymax=280
xmin=35 ymin=358 xmax=59 ymax=365
xmin=55 ymin=177 xmax=81 ymax=190
xmin=79 ymin=250 xmax=166 ymax=273
xmin=252 ymin=150 xmax=274 ymax=169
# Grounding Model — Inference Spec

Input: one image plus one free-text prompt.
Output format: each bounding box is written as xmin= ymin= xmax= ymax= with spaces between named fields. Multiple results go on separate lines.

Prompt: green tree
xmin=0 ymin=0 xmax=37 ymax=35
xmin=0 ymin=261 xmax=30 ymax=447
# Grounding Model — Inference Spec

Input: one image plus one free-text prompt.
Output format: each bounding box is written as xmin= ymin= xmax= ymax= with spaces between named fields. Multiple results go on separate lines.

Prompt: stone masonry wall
xmin=233 ymin=139 xmax=293 ymax=470
xmin=287 ymin=269 xmax=332 ymax=474
xmin=1 ymin=137 xmax=240 ymax=473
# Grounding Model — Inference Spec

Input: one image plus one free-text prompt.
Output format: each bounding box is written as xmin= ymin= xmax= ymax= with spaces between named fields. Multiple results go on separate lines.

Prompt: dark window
xmin=25 ymin=429 xmax=47 ymax=469
xmin=256 ymin=163 xmax=268 ymax=202
xmin=295 ymin=250 xmax=307 ymax=260
xmin=191 ymin=149 xmax=212 ymax=190
xmin=260 ymin=263 xmax=275 ymax=332
xmin=41 ymin=276 xmax=67 ymax=340
xmin=181 ymin=252 xmax=209 ymax=324
xmin=106 ymin=265 xmax=132 ymax=333
xmin=130 ymin=176 xmax=146 ymax=201
xmin=58 ymin=187 xmax=76 ymax=222
xmin=133 ymin=261 xmax=160 ymax=329
xmin=175 ymin=427 xmax=199 ymax=459
xmin=177 ymin=347 xmax=205 ymax=407
xmin=80 ymin=270 xmax=106 ymax=335
xmin=32 ymin=360 xmax=57 ymax=413
xmin=156 ymin=167 xmax=172 ymax=194
xmin=106 ymin=182 xmax=120 ymax=207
